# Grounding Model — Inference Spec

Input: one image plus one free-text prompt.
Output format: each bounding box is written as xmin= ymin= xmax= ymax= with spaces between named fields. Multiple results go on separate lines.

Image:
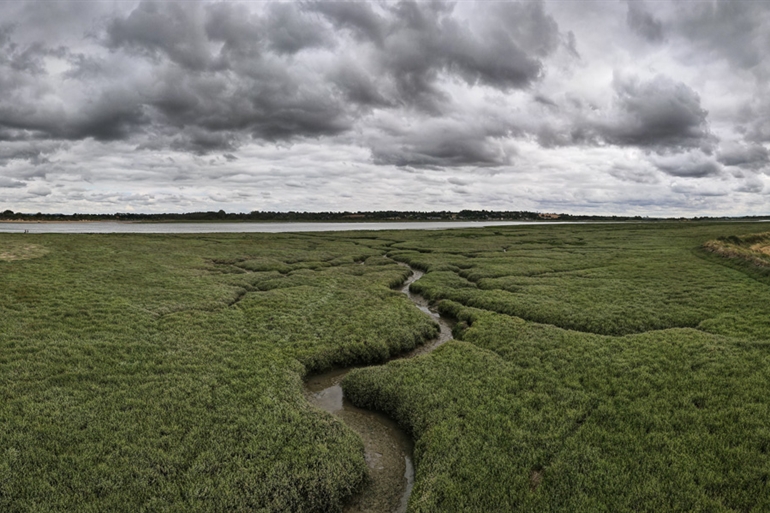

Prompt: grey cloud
xmin=0 ymin=141 xmax=62 ymax=168
xmin=0 ymin=0 xmax=564 ymax=164
xmin=0 ymin=93 xmax=148 ymax=142
xmin=670 ymin=182 xmax=728 ymax=196
xmin=264 ymin=3 xmax=332 ymax=55
xmin=310 ymin=2 xmax=386 ymax=44
xmin=330 ymin=61 xmax=392 ymax=108
xmin=203 ymin=2 xmax=262 ymax=57
xmin=627 ymin=2 xmax=665 ymax=43
xmin=741 ymin=99 xmax=770 ymax=144
xmin=317 ymin=1 xmax=562 ymax=113
xmin=107 ymin=1 xmax=216 ymax=71
xmin=534 ymin=95 xmax=558 ymax=108
xmin=26 ymin=183 xmax=52 ymax=196
xmin=370 ymin=117 xmax=513 ymax=168
xmin=0 ymin=26 xmax=150 ymax=142
xmin=596 ymin=74 xmax=712 ymax=151
xmin=653 ymin=151 xmax=722 ymax=178
xmin=674 ymin=1 xmax=770 ymax=70
xmin=608 ymin=164 xmax=659 ymax=184
xmin=0 ymin=177 xmax=26 ymax=188
xmin=564 ymin=31 xmax=580 ymax=59
xmin=168 ymin=128 xmax=240 ymax=155
xmin=34 ymin=2 xmax=352 ymax=149
xmin=381 ymin=1 xmax=559 ymax=111
xmin=735 ymin=177 xmax=764 ymax=194
xmin=718 ymin=142 xmax=769 ymax=170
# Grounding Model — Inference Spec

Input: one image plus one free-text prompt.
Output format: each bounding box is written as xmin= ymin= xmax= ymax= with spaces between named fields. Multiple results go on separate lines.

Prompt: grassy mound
xmin=702 ymin=232 xmax=770 ymax=272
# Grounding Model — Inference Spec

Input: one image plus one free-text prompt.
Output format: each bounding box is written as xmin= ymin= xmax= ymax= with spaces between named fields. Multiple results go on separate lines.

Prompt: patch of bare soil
xmin=530 ymin=469 xmax=543 ymax=492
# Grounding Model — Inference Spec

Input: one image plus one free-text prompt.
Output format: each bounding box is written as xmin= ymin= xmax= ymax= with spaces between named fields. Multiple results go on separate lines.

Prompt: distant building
xmin=538 ymin=213 xmax=560 ymax=219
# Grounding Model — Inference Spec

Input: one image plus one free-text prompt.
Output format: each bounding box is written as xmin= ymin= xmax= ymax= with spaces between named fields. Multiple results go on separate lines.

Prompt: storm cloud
xmin=595 ymin=74 xmax=713 ymax=151
xmin=0 ymin=0 xmax=768 ymax=216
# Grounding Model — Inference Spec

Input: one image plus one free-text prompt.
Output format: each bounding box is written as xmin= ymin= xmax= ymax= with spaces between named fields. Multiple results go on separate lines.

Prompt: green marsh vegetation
xmin=3 ymin=222 xmax=770 ymax=511
xmin=0 ymin=233 xmax=436 ymax=511
xmin=345 ymin=222 xmax=770 ymax=511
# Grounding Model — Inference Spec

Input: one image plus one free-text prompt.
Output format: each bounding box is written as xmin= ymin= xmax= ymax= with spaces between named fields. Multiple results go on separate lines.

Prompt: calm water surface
xmin=0 ymin=220 xmax=578 ymax=234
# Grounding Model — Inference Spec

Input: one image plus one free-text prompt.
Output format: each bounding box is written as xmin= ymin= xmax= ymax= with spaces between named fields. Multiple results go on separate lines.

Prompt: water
xmin=304 ymin=265 xmax=455 ymax=513
xmin=0 ymin=220 xmax=571 ymax=234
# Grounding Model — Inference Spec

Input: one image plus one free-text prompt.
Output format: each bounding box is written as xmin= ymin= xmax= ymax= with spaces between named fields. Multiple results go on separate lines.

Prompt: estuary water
xmin=0 ymin=220 xmax=564 ymax=234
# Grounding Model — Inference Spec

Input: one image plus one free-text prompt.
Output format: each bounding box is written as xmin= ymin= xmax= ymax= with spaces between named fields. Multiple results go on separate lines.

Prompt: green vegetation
xmin=4 ymin=222 xmax=770 ymax=512
xmin=344 ymin=222 xmax=770 ymax=511
xmin=0 ymin=233 xmax=436 ymax=512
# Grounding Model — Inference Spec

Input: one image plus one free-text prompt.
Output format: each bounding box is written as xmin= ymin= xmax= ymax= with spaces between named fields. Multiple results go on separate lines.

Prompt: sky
xmin=0 ymin=0 xmax=769 ymax=216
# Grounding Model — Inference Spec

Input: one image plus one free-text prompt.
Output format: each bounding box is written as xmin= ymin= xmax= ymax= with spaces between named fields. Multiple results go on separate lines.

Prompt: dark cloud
xmin=0 ymin=91 xmax=148 ymax=142
xmin=168 ymin=128 xmax=240 ymax=155
xmin=596 ymin=74 xmax=712 ymax=151
xmin=264 ymin=3 xmax=332 ymax=55
xmin=310 ymin=2 xmax=387 ymax=44
xmin=626 ymin=2 xmax=665 ymax=43
xmin=378 ymin=1 xmax=559 ymax=112
xmin=740 ymin=99 xmax=770 ymax=144
xmin=107 ymin=1 xmax=216 ymax=71
xmin=370 ymin=116 xmax=513 ymax=168
xmin=0 ymin=141 xmax=62 ymax=171
xmin=329 ymin=61 xmax=392 ymax=108
xmin=718 ymin=143 xmax=769 ymax=170
xmin=653 ymin=152 xmax=722 ymax=178
xmin=203 ymin=2 xmax=262 ymax=58
xmin=0 ymin=0 xmax=564 ymax=163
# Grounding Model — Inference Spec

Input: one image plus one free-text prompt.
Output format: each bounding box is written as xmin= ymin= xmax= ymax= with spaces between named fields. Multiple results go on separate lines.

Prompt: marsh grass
xmin=0 ymin=233 xmax=435 ymax=512
xmin=5 ymin=223 xmax=770 ymax=512
xmin=344 ymin=222 xmax=770 ymax=512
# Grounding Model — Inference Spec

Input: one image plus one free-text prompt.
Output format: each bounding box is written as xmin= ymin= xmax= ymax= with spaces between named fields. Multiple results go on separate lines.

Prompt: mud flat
xmin=304 ymin=266 xmax=454 ymax=513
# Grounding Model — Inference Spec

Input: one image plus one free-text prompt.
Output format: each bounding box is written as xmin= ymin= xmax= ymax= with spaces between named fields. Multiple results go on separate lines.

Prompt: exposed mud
xmin=304 ymin=263 xmax=454 ymax=513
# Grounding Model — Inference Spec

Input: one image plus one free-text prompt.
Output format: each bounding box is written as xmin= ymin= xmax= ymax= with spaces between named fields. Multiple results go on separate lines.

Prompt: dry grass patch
xmin=702 ymin=232 xmax=770 ymax=268
xmin=750 ymin=243 xmax=770 ymax=256
xmin=0 ymin=242 xmax=48 ymax=261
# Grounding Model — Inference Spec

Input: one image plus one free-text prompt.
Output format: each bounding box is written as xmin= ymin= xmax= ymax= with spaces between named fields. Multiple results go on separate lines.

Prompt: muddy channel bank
xmin=304 ymin=265 xmax=455 ymax=513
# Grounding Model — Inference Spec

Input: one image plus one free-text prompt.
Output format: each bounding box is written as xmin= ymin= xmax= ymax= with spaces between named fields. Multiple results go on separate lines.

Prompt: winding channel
xmin=304 ymin=264 xmax=455 ymax=513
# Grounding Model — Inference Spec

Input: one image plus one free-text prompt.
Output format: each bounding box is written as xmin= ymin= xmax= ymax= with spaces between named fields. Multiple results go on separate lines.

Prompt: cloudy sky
xmin=1 ymin=0 xmax=769 ymax=215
